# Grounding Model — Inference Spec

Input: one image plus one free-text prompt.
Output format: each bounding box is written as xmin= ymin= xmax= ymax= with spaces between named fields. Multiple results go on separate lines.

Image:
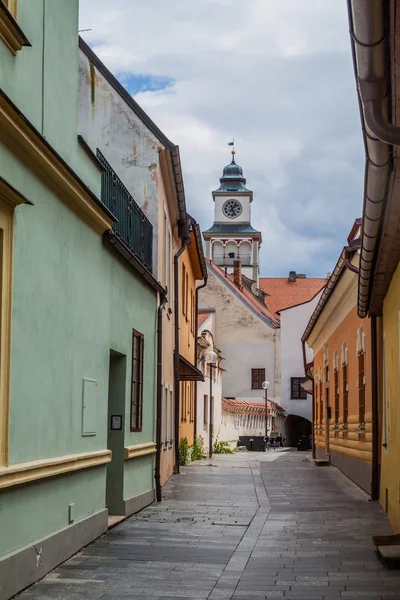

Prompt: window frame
xmin=130 ymin=329 xmax=144 ymax=432
xmin=290 ymin=377 xmax=307 ymax=400
xmin=203 ymin=394 xmax=208 ymax=428
xmin=182 ymin=264 xmax=186 ymax=316
xmin=0 ymin=0 xmax=30 ymax=56
xmin=251 ymin=368 xmax=266 ymax=390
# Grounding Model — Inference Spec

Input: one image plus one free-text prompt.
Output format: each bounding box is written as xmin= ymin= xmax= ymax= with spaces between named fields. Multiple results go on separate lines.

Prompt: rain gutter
xmin=347 ymin=0 xmax=394 ymax=318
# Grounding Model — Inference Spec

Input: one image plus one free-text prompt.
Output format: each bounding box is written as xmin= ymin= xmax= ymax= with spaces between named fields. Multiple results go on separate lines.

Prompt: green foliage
xmin=212 ymin=437 xmax=234 ymax=454
xmin=179 ymin=437 xmax=190 ymax=465
xmin=191 ymin=435 xmax=205 ymax=461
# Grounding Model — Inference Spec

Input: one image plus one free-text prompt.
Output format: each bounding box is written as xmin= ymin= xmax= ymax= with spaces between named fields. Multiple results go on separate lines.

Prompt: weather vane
xmin=228 ymin=137 xmax=235 ymax=156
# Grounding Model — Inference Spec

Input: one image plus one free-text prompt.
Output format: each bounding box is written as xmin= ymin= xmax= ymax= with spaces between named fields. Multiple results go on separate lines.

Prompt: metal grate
xmin=97 ymin=149 xmax=153 ymax=272
xmin=213 ymin=255 xmax=251 ymax=266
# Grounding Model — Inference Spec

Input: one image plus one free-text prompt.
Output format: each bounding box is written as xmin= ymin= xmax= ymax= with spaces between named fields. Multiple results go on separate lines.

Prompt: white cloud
xmin=79 ymin=0 xmax=364 ymax=277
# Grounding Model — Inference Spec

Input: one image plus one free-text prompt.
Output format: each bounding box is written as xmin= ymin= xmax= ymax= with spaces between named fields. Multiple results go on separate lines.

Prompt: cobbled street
xmin=17 ymin=452 xmax=400 ymax=600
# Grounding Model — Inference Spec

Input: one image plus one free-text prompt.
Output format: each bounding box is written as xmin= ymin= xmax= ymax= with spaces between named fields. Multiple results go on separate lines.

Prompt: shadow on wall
xmin=284 ymin=415 xmax=312 ymax=447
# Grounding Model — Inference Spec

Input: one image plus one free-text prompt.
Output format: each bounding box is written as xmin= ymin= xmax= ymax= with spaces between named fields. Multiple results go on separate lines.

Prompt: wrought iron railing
xmin=97 ymin=150 xmax=153 ymax=273
xmin=213 ymin=255 xmax=251 ymax=266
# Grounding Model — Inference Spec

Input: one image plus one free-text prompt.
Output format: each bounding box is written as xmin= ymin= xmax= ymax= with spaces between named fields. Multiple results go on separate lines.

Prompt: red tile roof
xmin=259 ymin=277 xmax=327 ymax=317
xmin=207 ymin=260 xmax=279 ymax=327
xmin=198 ymin=310 xmax=213 ymax=329
xmin=222 ymin=398 xmax=285 ymax=416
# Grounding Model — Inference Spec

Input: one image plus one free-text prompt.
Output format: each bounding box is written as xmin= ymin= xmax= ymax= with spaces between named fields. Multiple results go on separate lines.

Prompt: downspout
xmin=174 ymin=241 xmax=188 ymax=473
xmin=155 ymin=291 xmax=167 ymax=502
xmin=194 ymin=280 xmax=208 ymax=439
xmin=371 ymin=315 xmax=379 ymax=500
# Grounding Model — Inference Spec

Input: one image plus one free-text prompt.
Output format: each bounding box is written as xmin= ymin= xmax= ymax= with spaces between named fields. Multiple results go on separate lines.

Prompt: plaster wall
xmin=1 ymin=94 xmax=156 ymax=570
xmin=196 ymin=316 xmax=223 ymax=453
xmin=280 ymin=292 xmax=322 ymax=421
xmin=199 ymin=267 xmax=278 ymax=400
xmin=78 ymin=49 xmax=163 ymax=276
xmin=381 ymin=262 xmax=400 ymax=532
xmin=0 ymin=0 xmax=100 ymax=195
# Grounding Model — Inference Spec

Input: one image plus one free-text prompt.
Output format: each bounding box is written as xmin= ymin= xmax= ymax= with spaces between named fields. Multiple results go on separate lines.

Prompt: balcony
xmin=97 ymin=150 xmax=153 ymax=273
xmin=213 ymin=255 xmax=251 ymax=267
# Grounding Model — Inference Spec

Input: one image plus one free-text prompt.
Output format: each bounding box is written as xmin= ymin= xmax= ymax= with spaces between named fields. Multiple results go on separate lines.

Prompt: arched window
xmin=212 ymin=241 xmax=224 ymax=265
xmin=239 ymin=241 xmax=252 ymax=266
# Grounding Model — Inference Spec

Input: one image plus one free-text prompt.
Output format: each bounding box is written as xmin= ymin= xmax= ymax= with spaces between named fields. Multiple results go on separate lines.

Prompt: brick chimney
xmin=288 ymin=271 xmax=297 ymax=282
xmin=233 ymin=260 xmax=242 ymax=288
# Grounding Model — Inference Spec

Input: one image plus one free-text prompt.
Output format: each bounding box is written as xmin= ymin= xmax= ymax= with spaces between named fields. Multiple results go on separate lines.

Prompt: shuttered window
xmin=131 ymin=330 xmax=144 ymax=432
xmin=251 ymin=368 xmax=265 ymax=389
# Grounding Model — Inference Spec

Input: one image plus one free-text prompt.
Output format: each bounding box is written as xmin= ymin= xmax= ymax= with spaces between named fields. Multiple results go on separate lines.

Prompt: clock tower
xmin=203 ymin=150 xmax=262 ymax=287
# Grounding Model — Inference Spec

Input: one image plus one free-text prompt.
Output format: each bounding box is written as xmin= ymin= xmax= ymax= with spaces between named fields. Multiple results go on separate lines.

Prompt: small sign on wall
xmin=110 ymin=415 xmax=122 ymax=430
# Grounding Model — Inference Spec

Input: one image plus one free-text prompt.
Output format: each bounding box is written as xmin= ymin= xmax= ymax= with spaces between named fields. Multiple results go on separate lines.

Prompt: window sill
xmin=0 ymin=3 xmax=31 ymax=55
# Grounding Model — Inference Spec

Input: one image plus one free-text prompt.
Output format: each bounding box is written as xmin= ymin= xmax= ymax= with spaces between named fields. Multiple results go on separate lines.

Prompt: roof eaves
xmin=302 ymin=250 xmax=347 ymax=342
xmin=188 ymin=214 xmax=208 ymax=280
xmin=208 ymin=261 xmax=278 ymax=328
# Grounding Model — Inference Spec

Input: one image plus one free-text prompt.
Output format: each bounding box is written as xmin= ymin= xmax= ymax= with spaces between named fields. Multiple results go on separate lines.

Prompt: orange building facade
xmin=178 ymin=220 xmax=207 ymax=449
xmin=304 ymin=226 xmax=374 ymax=494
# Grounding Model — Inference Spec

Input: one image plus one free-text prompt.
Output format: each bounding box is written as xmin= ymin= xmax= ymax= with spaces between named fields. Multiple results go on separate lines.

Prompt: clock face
xmin=223 ymin=199 xmax=242 ymax=219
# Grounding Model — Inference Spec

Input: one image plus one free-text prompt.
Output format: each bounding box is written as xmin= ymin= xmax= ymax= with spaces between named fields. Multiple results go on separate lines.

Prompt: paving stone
xmin=15 ymin=452 xmax=400 ymax=600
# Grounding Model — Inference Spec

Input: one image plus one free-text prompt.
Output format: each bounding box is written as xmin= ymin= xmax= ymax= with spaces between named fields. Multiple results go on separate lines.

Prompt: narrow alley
xmin=17 ymin=452 xmax=400 ymax=600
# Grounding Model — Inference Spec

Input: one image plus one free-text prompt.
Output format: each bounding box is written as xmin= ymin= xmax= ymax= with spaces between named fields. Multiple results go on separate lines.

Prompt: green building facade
xmin=0 ymin=2 xmax=161 ymax=597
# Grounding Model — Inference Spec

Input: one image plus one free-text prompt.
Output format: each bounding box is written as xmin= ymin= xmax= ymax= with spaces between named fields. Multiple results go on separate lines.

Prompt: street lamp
xmin=262 ymin=380 xmax=270 ymax=450
xmin=206 ymin=349 xmax=218 ymax=457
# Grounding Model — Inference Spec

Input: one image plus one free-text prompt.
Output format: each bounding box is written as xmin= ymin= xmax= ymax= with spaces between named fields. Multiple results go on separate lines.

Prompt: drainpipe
xmin=344 ymin=246 xmax=360 ymax=275
xmin=371 ymin=315 xmax=380 ymax=500
xmin=174 ymin=241 xmax=188 ymax=473
xmin=194 ymin=280 xmax=208 ymax=440
xmin=347 ymin=0 xmax=391 ymax=317
xmin=155 ymin=291 xmax=167 ymax=502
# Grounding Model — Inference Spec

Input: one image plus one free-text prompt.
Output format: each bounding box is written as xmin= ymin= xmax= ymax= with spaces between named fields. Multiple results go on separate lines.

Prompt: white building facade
xmin=279 ymin=292 xmax=323 ymax=445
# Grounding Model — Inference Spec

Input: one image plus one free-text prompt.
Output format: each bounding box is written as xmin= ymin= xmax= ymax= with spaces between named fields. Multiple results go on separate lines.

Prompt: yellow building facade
xmin=178 ymin=223 xmax=206 ymax=448
xmin=380 ymin=264 xmax=400 ymax=531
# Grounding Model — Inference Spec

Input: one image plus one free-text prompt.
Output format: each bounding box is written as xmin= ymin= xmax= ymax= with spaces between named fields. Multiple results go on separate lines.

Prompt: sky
xmin=79 ymin=0 xmax=364 ymax=278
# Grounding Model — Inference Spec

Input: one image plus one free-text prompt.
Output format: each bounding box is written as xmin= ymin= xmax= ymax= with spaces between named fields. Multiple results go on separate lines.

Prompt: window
xmin=290 ymin=377 xmax=307 ymax=399
xmin=189 ymin=383 xmax=194 ymax=422
xmin=251 ymin=368 xmax=265 ymax=389
xmin=357 ymin=327 xmax=366 ymax=427
xmin=163 ymin=386 xmax=168 ymax=445
xmin=169 ymin=389 xmax=174 ymax=444
xmin=319 ymin=370 xmax=323 ymax=427
xmin=182 ymin=264 xmax=186 ymax=316
xmin=0 ymin=0 xmax=29 ymax=56
xmin=325 ymin=364 xmax=329 ymax=424
xmin=358 ymin=352 xmax=366 ymax=427
xmin=131 ymin=330 xmax=144 ymax=431
xmin=343 ymin=362 xmax=348 ymax=427
xmin=190 ymin=290 xmax=195 ymax=334
xmin=341 ymin=342 xmax=348 ymax=427
xmin=185 ymin=271 xmax=189 ymax=317
xmin=203 ymin=394 xmax=208 ymax=427
xmin=3 ymin=0 xmax=17 ymax=16
xmin=334 ymin=367 xmax=339 ymax=426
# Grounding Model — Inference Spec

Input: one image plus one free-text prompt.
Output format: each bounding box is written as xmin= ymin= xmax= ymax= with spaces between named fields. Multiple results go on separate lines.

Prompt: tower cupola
xmin=215 ymin=151 xmax=250 ymax=193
